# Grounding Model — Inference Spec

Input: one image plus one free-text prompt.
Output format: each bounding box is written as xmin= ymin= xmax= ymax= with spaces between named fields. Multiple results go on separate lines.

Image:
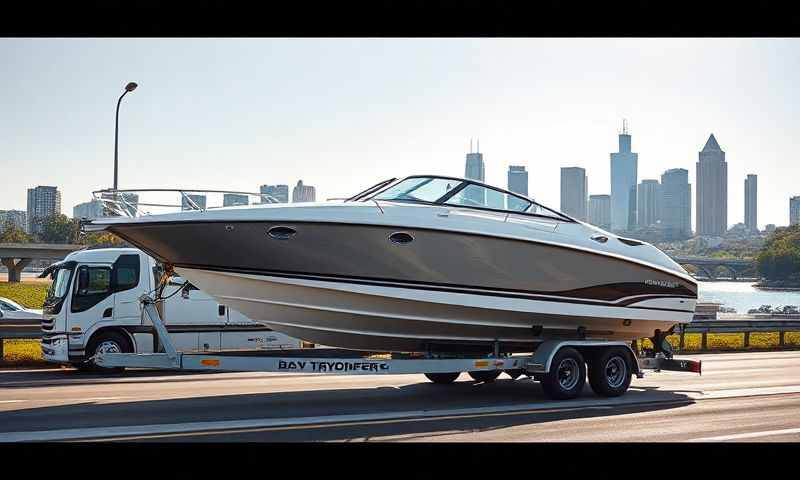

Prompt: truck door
xmin=67 ymin=263 xmax=115 ymax=337
xmin=111 ymin=254 xmax=148 ymax=324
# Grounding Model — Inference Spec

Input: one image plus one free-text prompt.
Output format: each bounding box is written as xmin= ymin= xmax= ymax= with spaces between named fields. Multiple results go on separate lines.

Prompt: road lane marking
xmin=689 ymin=427 xmax=800 ymax=442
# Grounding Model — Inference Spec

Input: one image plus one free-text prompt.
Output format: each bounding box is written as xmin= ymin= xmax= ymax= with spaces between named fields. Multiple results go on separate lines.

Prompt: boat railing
xmin=91 ymin=188 xmax=283 ymax=218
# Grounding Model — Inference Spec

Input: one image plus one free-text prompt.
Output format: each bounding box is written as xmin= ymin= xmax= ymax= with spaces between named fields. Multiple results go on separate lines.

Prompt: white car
xmin=0 ymin=297 xmax=43 ymax=321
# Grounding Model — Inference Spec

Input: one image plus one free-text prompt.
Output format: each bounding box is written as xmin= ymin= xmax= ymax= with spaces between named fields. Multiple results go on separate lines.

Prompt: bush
xmin=0 ymin=282 xmax=50 ymax=308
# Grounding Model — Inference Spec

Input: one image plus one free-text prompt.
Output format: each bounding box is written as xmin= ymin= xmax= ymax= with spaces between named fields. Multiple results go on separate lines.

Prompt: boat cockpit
xmin=348 ymin=175 xmax=574 ymax=222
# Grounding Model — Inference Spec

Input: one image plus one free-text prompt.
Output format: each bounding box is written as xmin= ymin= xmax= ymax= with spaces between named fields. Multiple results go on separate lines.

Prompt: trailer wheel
xmin=468 ymin=370 xmax=502 ymax=383
xmin=539 ymin=347 xmax=586 ymax=400
xmin=587 ymin=347 xmax=632 ymax=397
xmin=424 ymin=372 xmax=460 ymax=384
xmin=81 ymin=331 xmax=132 ymax=374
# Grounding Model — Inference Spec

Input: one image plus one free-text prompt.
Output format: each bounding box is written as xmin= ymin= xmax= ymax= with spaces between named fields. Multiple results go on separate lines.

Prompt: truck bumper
xmin=40 ymin=334 xmax=70 ymax=363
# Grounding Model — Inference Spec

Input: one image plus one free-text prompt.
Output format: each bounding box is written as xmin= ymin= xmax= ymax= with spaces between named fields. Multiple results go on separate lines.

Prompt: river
xmin=699 ymin=281 xmax=800 ymax=313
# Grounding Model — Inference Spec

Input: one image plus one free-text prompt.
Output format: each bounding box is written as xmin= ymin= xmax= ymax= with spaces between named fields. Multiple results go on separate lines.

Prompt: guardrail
xmin=0 ymin=320 xmax=41 ymax=359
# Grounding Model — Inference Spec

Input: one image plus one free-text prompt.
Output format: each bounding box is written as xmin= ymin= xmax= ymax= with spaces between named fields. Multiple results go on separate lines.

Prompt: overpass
xmin=0 ymin=243 xmax=85 ymax=282
xmin=670 ymin=256 xmax=757 ymax=280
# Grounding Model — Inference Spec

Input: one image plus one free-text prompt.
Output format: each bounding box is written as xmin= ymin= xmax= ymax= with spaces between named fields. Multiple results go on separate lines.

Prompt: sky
xmin=1 ymin=38 xmax=798 ymax=229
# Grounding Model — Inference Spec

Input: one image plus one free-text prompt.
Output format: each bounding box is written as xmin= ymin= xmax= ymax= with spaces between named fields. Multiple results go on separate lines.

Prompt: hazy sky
xmin=1 ymin=38 xmax=798 ymax=229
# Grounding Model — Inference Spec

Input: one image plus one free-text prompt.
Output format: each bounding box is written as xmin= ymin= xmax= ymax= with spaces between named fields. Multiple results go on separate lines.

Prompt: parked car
xmin=0 ymin=297 xmax=43 ymax=321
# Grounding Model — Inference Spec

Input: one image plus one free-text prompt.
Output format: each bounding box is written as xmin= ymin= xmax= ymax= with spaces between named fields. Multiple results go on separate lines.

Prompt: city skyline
xmin=1 ymin=39 xmax=799 ymax=228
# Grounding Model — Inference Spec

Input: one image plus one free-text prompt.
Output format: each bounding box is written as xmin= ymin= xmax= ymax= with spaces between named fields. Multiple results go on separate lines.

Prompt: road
xmin=1 ymin=350 xmax=799 ymax=442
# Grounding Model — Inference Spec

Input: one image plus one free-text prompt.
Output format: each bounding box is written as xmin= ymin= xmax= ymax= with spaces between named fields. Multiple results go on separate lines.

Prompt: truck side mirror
xmin=77 ymin=267 xmax=89 ymax=294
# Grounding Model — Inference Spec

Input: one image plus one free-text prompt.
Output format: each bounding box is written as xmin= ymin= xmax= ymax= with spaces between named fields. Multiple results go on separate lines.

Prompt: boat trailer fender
xmin=524 ymin=340 xmax=641 ymax=376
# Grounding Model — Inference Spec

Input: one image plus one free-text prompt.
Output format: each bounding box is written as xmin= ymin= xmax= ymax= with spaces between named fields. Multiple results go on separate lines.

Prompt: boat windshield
xmin=369 ymin=176 xmax=573 ymax=221
xmin=373 ymin=177 xmax=464 ymax=203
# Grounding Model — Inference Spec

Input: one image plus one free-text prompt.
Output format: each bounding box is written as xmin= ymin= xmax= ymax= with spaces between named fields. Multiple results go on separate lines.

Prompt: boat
xmin=85 ymin=175 xmax=698 ymax=354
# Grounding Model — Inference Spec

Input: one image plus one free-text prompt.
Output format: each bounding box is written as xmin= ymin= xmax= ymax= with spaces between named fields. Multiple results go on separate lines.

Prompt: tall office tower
xmin=464 ymin=139 xmax=486 ymax=205
xmin=223 ymin=193 xmax=249 ymax=207
xmin=696 ymin=134 xmax=728 ymax=236
xmin=73 ymin=199 xmax=105 ymax=220
xmin=745 ymin=174 xmax=758 ymax=232
xmin=660 ymin=168 xmax=692 ymax=240
xmin=560 ymin=167 xmax=588 ymax=221
xmin=791 ymin=196 xmax=800 ymax=226
xmin=292 ymin=180 xmax=316 ymax=203
xmin=610 ymin=120 xmax=638 ymax=232
xmin=636 ymin=179 xmax=662 ymax=227
xmin=507 ymin=166 xmax=529 ymax=210
xmin=26 ymin=185 xmax=61 ymax=235
xmin=0 ymin=210 xmax=27 ymax=233
xmin=181 ymin=194 xmax=207 ymax=211
xmin=260 ymin=184 xmax=289 ymax=204
xmin=588 ymin=194 xmax=611 ymax=230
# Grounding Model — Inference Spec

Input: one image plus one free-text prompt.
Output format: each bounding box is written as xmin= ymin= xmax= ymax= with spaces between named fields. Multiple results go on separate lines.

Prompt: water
xmin=699 ymin=281 xmax=800 ymax=313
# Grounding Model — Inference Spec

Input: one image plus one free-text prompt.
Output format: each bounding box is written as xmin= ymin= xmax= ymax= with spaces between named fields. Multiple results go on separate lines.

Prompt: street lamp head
xmin=125 ymin=82 xmax=138 ymax=92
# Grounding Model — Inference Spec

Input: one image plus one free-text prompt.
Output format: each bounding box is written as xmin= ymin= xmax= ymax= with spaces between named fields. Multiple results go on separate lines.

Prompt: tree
xmin=757 ymin=225 xmax=800 ymax=282
xmin=37 ymin=214 xmax=80 ymax=244
xmin=0 ymin=223 xmax=31 ymax=243
xmin=80 ymin=231 xmax=129 ymax=249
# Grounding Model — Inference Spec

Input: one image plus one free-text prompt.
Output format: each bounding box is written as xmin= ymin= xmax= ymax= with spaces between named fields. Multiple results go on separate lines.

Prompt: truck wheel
xmin=82 ymin=331 xmax=132 ymax=374
xmin=468 ymin=370 xmax=501 ymax=383
xmin=588 ymin=347 xmax=632 ymax=397
xmin=424 ymin=372 xmax=460 ymax=384
xmin=539 ymin=347 xmax=586 ymax=400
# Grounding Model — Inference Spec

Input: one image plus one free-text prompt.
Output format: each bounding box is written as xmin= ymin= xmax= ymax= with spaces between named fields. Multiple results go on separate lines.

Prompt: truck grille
xmin=41 ymin=317 xmax=55 ymax=331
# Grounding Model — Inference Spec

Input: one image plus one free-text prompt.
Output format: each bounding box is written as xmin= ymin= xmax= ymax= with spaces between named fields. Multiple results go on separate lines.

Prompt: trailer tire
xmin=539 ymin=347 xmax=586 ymax=400
xmin=424 ymin=372 xmax=460 ymax=384
xmin=82 ymin=331 xmax=132 ymax=374
xmin=587 ymin=347 xmax=632 ymax=397
xmin=468 ymin=370 xmax=501 ymax=383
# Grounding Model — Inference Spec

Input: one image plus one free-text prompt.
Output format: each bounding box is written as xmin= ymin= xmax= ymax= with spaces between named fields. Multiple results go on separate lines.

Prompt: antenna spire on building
xmin=470 ymin=138 xmax=473 ymax=153
xmin=622 ymin=119 xmax=628 ymax=135
xmin=477 ymin=138 xmax=480 ymax=153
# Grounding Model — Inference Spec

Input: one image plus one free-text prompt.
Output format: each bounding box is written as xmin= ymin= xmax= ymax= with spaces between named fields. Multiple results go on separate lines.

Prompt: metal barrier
xmin=0 ymin=319 xmax=42 ymax=359
xmin=675 ymin=318 xmax=800 ymax=351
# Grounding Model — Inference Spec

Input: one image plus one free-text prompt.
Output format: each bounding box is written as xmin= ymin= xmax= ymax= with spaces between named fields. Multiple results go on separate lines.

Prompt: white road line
xmin=690 ymin=427 xmax=800 ymax=442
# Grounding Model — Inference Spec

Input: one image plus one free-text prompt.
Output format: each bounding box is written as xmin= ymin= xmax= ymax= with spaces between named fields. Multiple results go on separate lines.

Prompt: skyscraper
xmin=260 ymin=184 xmax=289 ymax=204
xmin=637 ymin=179 xmax=662 ymax=227
xmin=507 ymin=165 xmax=529 ymax=211
xmin=610 ymin=121 xmax=638 ymax=232
xmin=73 ymin=199 xmax=105 ymax=220
xmin=223 ymin=193 xmax=249 ymax=207
xmin=588 ymin=194 xmax=611 ymax=230
xmin=0 ymin=210 xmax=27 ymax=234
xmin=696 ymin=134 xmax=728 ymax=237
xmin=464 ymin=140 xmax=485 ymax=206
xmin=26 ymin=185 xmax=61 ymax=235
xmin=745 ymin=174 xmax=758 ymax=232
xmin=560 ymin=167 xmax=588 ymax=221
xmin=292 ymin=180 xmax=316 ymax=203
xmin=791 ymin=196 xmax=800 ymax=226
xmin=660 ymin=168 xmax=692 ymax=240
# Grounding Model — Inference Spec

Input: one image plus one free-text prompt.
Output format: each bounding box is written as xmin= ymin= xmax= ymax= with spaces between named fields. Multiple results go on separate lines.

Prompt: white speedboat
xmin=86 ymin=175 xmax=697 ymax=353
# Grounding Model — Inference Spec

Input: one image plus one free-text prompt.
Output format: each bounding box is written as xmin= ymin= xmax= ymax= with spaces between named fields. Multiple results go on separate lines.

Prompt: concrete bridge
xmin=0 ymin=243 xmax=85 ymax=282
xmin=670 ymin=256 xmax=757 ymax=280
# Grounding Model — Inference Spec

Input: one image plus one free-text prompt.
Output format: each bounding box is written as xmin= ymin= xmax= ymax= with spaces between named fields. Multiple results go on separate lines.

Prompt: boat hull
xmin=175 ymin=266 xmax=695 ymax=353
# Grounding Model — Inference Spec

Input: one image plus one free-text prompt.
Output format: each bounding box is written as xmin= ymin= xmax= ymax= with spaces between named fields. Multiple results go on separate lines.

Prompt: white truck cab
xmin=40 ymin=248 xmax=305 ymax=371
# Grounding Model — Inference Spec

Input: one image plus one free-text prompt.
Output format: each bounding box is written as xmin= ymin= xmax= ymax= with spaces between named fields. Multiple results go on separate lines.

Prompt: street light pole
xmin=113 ymin=82 xmax=138 ymax=191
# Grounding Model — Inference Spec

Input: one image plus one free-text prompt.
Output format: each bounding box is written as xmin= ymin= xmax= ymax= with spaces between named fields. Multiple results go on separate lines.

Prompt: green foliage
xmin=0 ymin=223 xmax=31 ymax=243
xmin=79 ymin=231 xmax=129 ymax=249
xmin=36 ymin=214 xmax=80 ymax=244
xmin=757 ymin=225 xmax=800 ymax=281
xmin=0 ymin=282 xmax=50 ymax=308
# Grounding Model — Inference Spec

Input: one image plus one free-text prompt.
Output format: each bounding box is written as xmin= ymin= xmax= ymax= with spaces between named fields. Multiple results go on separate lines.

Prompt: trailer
xmin=94 ymin=294 xmax=702 ymax=400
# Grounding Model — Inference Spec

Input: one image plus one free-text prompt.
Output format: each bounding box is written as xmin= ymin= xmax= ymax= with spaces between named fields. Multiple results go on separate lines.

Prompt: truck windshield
xmin=45 ymin=263 xmax=75 ymax=302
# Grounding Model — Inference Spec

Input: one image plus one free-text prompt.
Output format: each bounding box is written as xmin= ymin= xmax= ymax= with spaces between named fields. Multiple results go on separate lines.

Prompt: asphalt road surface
xmin=1 ymin=350 xmax=800 ymax=442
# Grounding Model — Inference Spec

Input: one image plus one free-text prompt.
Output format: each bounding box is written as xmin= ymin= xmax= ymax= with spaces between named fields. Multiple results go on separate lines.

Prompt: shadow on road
xmin=0 ymin=372 xmax=696 ymax=441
